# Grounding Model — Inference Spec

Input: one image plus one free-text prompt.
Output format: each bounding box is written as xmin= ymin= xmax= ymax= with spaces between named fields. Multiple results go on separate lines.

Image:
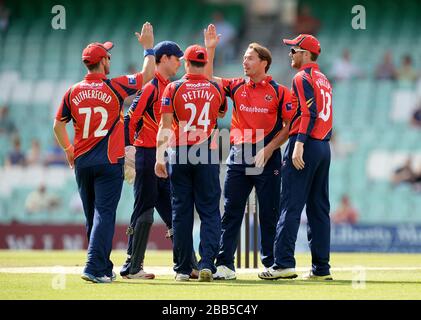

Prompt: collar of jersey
xmin=299 ymin=63 xmax=319 ymax=71
xmin=84 ymin=73 xmax=107 ymax=80
xmin=184 ymin=73 xmax=208 ymax=80
xmin=247 ymin=75 xmax=272 ymax=87
xmin=155 ymin=71 xmax=170 ymax=85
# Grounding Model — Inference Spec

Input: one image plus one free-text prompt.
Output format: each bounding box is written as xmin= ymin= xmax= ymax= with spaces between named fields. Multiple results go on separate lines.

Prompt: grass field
xmin=0 ymin=250 xmax=420 ymax=300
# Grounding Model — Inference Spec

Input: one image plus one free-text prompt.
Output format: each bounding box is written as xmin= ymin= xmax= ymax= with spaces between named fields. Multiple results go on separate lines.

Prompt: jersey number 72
xmin=79 ymin=107 xmax=109 ymax=139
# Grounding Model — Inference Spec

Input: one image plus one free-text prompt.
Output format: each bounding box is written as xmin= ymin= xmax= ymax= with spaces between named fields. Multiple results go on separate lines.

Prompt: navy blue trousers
xmin=216 ymin=148 xmax=282 ymax=271
xmin=126 ymin=147 xmax=172 ymax=255
xmin=169 ymin=146 xmax=221 ymax=275
xmin=75 ymin=163 xmax=123 ymax=278
xmin=274 ymin=135 xmax=331 ymax=276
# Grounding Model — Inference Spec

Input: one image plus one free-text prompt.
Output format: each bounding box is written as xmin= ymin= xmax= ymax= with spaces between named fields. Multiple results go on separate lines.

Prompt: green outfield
xmin=0 ymin=250 xmax=420 ymax=300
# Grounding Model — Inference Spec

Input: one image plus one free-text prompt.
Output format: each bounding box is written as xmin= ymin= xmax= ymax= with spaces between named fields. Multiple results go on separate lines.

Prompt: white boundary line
xmin=1 ymin=266 xmax=421 ymax=275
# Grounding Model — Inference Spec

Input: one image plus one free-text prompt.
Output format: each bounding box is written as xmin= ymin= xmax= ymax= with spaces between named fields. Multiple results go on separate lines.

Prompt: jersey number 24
xmin=184 ymin=102 xmax=210 ymax=132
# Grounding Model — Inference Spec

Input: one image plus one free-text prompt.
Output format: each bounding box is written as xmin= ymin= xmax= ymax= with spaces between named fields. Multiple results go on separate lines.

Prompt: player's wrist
xmin=63 ymin=144 xmax=73 ymax=152
xmin=144 ymin=48 xmax=155 ymax=57
xmin=156 ymin=158 xmax=166 ymax=165
xmin=296 ymin=134 xmax=307 ymax=144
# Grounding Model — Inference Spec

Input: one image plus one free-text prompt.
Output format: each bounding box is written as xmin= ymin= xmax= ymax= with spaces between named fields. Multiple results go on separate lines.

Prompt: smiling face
xmin=242 ymin=48 xmax=267 ymax=78
xmin=289 ymin=46 xmax=306 ymax=69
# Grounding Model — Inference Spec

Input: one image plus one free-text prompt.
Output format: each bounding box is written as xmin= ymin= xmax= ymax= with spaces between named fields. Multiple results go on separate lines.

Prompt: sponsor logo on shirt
xmin=161 ymin=97 xmax=171 ymax=106
xmin=80 ymin=82 xmax=104 ymax=88
xmin=239 ymin=104 xmax=269 ymax=114
xmin=185 ymin=82 xmax=211 ymax=88
xmin=127 ymin=75 xmax=137 ymax=85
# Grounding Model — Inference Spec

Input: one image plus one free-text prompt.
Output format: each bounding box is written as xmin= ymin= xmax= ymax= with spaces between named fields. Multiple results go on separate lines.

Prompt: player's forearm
xmin=53 ymin=120 xmax=72 ymax=150
xmin=204 ymin=47 xmax=223 ymax=87
xmin=156 ymin=129 xmax=169 ymax=164
xmin=124 ymin=115 xmax=133 ymax=146
xmin=204 ymin=47 xmax=215 ymax=80
xmin=266 ymin=124 xmax=290 ymax=152
xmin=156 ymin=113 xmax=173 ymax=163
xmin=297 ymin=114 xmax=316 ymax=144
xmin=141 ymin=55 xmax=156 ymax=85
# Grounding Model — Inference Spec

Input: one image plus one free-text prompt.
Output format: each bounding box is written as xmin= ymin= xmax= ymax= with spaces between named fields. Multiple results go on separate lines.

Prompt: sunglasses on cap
xmin=290 ymin=48 xmax=307 ymax=55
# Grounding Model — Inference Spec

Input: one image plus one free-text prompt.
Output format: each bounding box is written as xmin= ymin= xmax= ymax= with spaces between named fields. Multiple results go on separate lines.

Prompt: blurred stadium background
xmin=0 ymin=0 xmax=420 ymax=252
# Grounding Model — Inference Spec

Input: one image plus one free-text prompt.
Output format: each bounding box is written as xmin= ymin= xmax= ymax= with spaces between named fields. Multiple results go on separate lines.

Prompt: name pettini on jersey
xmin=314 ymin=72 xmax=331 ymax=90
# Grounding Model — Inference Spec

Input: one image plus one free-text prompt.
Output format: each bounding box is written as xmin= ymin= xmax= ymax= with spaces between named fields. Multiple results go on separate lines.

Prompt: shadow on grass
xmin=110 ymin=279 xmax=421 ymax=286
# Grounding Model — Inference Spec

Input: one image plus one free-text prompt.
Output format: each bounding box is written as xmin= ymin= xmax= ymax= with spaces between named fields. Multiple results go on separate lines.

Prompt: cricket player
xmin=121 ymin=41 xmax=199 ymax=279
xmin=155 ymin=44 xmax=227 ymax=282
xmin=204 ymin=24 xmax=293 ymax=280
xmin=259 ymin=34 xmax=333 ymax=280
xmin=53 ymin=22 xmax=155 ymax=283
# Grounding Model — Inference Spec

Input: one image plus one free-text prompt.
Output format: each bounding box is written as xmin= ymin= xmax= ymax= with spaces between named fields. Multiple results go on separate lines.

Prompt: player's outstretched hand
xmin=135 ymin=22 xmax=154 ymax=49
xmin=155 ymin=162 xmax=168 ymax=178
xmin=292 ymin=141 xmax=305 ymax=170
xmin=204 ymin=24 xmax=221 ymax=49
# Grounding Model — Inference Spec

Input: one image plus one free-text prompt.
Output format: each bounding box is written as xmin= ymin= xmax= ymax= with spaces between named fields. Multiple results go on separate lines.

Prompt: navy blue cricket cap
xmin=153 ymin=41 xmax=184 ymax=58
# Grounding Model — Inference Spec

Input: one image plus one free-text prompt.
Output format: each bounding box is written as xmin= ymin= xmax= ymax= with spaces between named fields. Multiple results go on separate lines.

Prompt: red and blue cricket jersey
xmin=161 ymin=73 xmax=226 ymax=147
xmin=55 ymin=72 xmax=144 ymax=168
xmin=124 ymin=71 xmax=169 ymax=148
xmin=221 ymin=76 xmax=293 ymax=145
xmin=289 ymin=63 xmax=333 ymax=142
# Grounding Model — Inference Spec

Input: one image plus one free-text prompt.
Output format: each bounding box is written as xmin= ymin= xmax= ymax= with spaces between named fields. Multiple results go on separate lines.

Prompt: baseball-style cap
xmin=82 ymin=41 xmax=114 ymax=65
xmin=282 ymin=34 xmax=321 ymax=55
xmin=184 ymin=44 xmax=208 ymax=63
xmin=154 ymin=41 xmax=184 ymax=58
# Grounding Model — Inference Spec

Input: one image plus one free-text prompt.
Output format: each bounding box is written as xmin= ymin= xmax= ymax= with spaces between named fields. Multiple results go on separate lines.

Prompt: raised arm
xmin=135 ymin=22 xmax=155 ymax=85
xmin=204 ymin=24 xmax=222 ymax=87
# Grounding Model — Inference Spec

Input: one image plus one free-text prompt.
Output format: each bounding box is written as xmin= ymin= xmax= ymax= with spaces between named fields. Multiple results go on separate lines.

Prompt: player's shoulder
xmin=162 ymin=78 xmax=186 ymax=95
xmin=224 ymin=77 xmax=246 ymax=87
xmin=208 ymin=79 xmax=225 ymax=93
xmin=267 ymin=78 xmax=289 ymax=90
xmin=64 ymin=80 xmax=86 ymax=98
xmin=142 ymin=78 xmax=159 ymax=92
xmin=110 ymin=72 xmax=142 ymax=86
xmin=265 ymin=78 xmax=288 ymax=97
xmin=311 ymin=67 xmax=329 ymax=81
xmin=173 ymin=77 xmax=189 ymax=89
xmin=293 ymin=69 xmax=307 ymax=79
xmin=69 ymin=80 xmax=85 ymax=90
xmin=293 ymin=69 xmax=313 ymax=85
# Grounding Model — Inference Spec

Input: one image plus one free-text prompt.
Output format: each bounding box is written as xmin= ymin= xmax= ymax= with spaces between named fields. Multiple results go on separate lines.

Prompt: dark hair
xmin=84 ymin=61 xmax=101 ymax=71
xmin=155 ymin=54 xmax=166 ymax=64
xmin=248 ymin=43 xmax=272 ymax=72
xmin=310 ymin=52 xmax=319 ymax=61
xmin=189 ymin=60 xmax=206 ymax=68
